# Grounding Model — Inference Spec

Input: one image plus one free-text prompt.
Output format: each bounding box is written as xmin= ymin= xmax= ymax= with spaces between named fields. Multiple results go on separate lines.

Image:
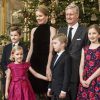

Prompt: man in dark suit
xmin=58 ymin=3 xmax=88 ymax=100
xmin=47 ymin=34 xmax=71 ymax=100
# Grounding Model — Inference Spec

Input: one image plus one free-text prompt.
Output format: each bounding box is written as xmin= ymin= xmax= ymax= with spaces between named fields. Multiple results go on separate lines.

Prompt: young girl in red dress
xmin=77 ymin=24 xmax=100 ymax=100
xmin=5 ymin=46 xmax=48 ymax=100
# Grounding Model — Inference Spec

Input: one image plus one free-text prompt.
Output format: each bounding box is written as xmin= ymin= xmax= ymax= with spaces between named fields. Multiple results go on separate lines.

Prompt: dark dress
xmin=8 ymin=62 xmax=36 ymax=100
xmin=29 ymin=23 xmax=50 ymax=94
xmin=77 ymin=46 xmax=100 ymax=100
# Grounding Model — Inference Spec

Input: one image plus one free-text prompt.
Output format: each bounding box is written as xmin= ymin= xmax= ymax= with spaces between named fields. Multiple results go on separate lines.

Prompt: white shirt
xmin=67 ymin=23 xmax=79 ymax=40
xmin=12 ymin=42 xmax=19 ymax=47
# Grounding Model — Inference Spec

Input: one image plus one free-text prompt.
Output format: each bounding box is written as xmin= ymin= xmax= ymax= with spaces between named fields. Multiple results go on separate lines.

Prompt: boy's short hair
xmin=10 ymin=25 xmax=21 ymax=35
xmin=52 ymin=33 xmax=68 ymax=45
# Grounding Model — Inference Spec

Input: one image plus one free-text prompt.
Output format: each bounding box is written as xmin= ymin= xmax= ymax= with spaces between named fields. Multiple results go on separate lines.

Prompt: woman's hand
xmin=46 ymin=66 xmax=52 ymax=81
xmin=44 ymin=76 xmax=50 ymax=81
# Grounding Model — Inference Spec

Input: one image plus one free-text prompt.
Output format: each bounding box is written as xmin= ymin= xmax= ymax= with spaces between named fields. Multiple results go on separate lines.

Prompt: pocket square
xmin=76 ymin=38 xmax=81 ymax=40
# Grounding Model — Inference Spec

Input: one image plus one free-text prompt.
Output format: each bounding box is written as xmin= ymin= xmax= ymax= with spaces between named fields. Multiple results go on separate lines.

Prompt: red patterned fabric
xmin=77 ymin=46 xmax=100 ymax=100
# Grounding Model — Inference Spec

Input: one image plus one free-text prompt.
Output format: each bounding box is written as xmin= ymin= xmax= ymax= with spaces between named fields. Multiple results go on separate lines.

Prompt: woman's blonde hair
xmin=35 ymin=5 xmax=49 ymax=16
xmin=10 ymin=46 xmax=23 ymax=61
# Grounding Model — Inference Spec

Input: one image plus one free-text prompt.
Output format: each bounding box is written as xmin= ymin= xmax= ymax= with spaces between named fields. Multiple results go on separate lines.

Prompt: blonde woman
xmin=26 ymin=5 xmax=56 ymax=99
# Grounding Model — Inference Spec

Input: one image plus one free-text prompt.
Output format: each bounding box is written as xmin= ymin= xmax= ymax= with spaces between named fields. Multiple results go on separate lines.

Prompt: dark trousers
xmin=69 ymin=83 xmax=79 ymax=100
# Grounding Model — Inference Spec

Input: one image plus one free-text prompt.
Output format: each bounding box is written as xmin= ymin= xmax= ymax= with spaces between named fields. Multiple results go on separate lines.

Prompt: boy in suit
xmin=1 ymin=26 xmax=28 ymax=99
xmin=1 ymin=25 xmax=28 ymax=73
xmin=47 ymin=34 xmax=71 ymax=100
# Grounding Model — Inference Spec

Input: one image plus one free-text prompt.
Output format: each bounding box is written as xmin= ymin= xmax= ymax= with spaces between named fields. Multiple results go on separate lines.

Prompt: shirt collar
xmin=57 ymin=50 xmax=65 ymax=57
xmin=68 ymin=22 xmax=79 ymax=29
xmin=12 ymin=42 xmax=19 ymax=46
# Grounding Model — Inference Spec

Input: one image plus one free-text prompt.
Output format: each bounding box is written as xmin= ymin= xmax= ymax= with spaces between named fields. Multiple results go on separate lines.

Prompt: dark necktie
xmin=67 ymin=27 xmax=73 ymax=47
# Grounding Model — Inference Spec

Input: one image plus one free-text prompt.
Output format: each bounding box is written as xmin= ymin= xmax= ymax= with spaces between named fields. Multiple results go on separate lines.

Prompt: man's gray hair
xmin=65 ymin=2 xmax=79 ymax=15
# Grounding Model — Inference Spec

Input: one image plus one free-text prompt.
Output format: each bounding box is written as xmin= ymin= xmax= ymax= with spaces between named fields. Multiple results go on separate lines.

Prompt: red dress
xmin=7 ymin=62 xmax=36 ymax=100
xmin=77 ymin=46 xmax=100 ymax=100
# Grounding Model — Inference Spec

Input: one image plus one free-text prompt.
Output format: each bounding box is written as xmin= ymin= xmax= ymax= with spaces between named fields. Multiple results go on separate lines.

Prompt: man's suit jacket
xmin=1 ymin=42 xmax=28 ymax=71
xmin=49 ymin=51 xmax=71 ymax=95
xmin=58 ymin=25 xmax=88 ymax=83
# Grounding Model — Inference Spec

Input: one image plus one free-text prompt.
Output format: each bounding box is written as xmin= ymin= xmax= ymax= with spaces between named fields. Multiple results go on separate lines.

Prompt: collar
xmin=57 ymin=50 xmax=65 ymax=57
xmin=12 ymin=42 xmax=19 ymax=46
xmin=68 ymin=22 xmax=79 ymax=30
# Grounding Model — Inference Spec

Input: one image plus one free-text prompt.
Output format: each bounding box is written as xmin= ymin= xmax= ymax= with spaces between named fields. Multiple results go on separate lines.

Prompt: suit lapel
xmin=8 ymin=43 xmax=13 ymax=58
xmin=9 ymin=43 xmax=13 ymax=50
xmin=53 ymin=51 xmax=65 ymax=69
xmin=63 ymin=27 xmax=68 ymax=36
xmin=69 ymin=25 xmax=81 ymax=47
xmin=18 ymin=42 xmax=22 ymax=46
